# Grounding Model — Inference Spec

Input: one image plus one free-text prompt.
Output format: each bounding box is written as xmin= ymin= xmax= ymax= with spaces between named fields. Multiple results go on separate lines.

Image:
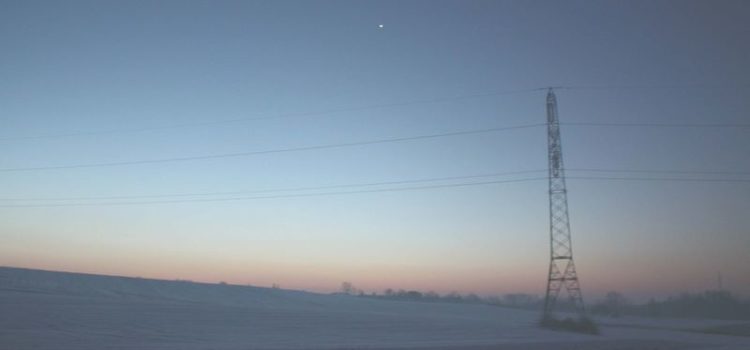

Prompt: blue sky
xmin=1 ymin=0 xmax=748 ymax=299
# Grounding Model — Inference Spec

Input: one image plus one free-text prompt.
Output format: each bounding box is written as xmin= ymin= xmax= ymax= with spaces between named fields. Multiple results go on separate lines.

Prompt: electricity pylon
xmin=543 ymin=88 xmax=586 ymax=319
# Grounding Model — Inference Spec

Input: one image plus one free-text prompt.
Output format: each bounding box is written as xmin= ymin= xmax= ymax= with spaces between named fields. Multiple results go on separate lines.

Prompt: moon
xmin=378 ymin=24 xmax=384 ymax=29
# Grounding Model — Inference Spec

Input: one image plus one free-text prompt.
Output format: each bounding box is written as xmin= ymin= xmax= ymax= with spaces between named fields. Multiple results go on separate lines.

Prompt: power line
xmin=4 ymin=168 xmax=747 ymax=202
xmin=568 ymin=176 xmax=750 ymax=184
xmin=0 ymin=87 xmax=545 ymax=141
xmin=567 ymin=168 xmax=750 ymax=176
xmin=0 ymin=123 xmax=545 ymax=172
xmin=562 ymin=122 xmax=750 ymax=129
xmin=560 ymin=84 xmax=750 ymax=91
xmin=0 ymin=177 xmax=549 ymax=208
xmin=4 ymin=117 xmax=747 ymax=173
xmin=1 ymin=175 xmax=747 ymax=208
xmin=2 ymin=84 xmax=747 ymax=142
xmin=0 ymin=169 xmax=547 ymax=201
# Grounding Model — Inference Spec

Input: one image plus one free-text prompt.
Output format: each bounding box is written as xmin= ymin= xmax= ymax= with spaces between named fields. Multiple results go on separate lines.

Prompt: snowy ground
xmin=1 ymin=267 xmax=748 ymax=350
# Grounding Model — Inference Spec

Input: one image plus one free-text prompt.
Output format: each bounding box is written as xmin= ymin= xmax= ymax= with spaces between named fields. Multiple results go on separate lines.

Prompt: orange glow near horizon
xmin=3 ymin=253 xmax=744 ymax=301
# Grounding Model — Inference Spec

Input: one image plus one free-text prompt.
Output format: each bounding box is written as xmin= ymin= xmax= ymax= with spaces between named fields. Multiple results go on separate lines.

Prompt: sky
xmin=1 ymin=0 xmax=749 ymax=301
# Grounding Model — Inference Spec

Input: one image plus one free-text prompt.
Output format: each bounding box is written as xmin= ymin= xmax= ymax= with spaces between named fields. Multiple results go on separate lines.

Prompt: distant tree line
xmin=338 ymin=282 xmax=750 ymax=321
xmin=591 ymin=290 xmax=750 ymax=321
xmin=375 ymin=288 xmax=487 ymax=304
xmin=336 ymin=282 xmax=542 ymax=308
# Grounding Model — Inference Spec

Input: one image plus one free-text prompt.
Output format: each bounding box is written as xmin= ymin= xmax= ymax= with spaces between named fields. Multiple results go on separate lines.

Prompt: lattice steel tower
xmin=543 ymin=88 xmax=586 ymax=318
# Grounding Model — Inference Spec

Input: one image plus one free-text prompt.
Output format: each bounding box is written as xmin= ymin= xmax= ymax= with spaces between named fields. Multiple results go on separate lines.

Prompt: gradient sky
xmin=1 ymin=0 xmax=749 ymax=300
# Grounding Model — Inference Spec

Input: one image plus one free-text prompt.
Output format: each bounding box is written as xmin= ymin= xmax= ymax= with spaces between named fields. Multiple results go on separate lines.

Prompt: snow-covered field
xmin=1 ymin=267 xmax=748 ymax=350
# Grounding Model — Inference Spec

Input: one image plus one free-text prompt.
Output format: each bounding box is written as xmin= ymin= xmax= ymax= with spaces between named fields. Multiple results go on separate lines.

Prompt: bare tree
xmin=340 ymin=281 xmax=355 ymax=295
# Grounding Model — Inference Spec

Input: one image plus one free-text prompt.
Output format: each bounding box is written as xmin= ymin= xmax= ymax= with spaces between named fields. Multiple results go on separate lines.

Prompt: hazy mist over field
xmin=1 ymin=0 xmax=749 ymax=349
